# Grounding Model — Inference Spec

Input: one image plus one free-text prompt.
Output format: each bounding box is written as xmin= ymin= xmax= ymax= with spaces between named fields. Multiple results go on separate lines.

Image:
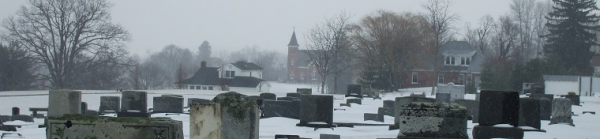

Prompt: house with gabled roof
xmin=179 ymin=61 xmax=264 ymax=90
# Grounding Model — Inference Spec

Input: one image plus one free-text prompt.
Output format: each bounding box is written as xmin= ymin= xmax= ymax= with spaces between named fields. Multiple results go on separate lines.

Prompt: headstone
xmin=383 ymin=100 xmax=395 ymax=108
xmin=0 ymin=125 xmax=17 ymax=131
xmin=296 ymin=88 xmax=312 ymax=95
xmin=531 ymin=84 xmax=544 ymax=95
xmin=47 ymin=115 xmax=183 ymax=139
xmin=152 ymin=95 xmax=184 ymax=113
xmin=286 ymin=93 xmax=301 ymax=98
xmin=363 ymin=113 xmax=383 ymax=122
xmin=11 ymin=107 xmax=19 ymax=116
xmin=435 ymin=93 xmax=451 ymax=103
xmin=48 ymin=90 xmax=82 ymax=117
xmin=277 ymin=97 xmax=300 ymax=102
xmin=84 ymin=110 xmax=99 ymax=116
xmin=393 ymin=97 xmax=435 ymax=128
xmin=537 ymin=97 xmax=552 ymax=120
xmin=187 ymin=98 xmax=211 ymax=107
xmin=378 ymin=107 xmax=393 ymax=117
xmin=383 ymin=100 xmax=395 ymax=117
xmin=345 ymin=84 xmax=362 ymax=98
xmin=190 ymin=103 xmax=222 ymax=139
xmin=80 ymin=102 xmax=88 ymax=114
xmin=519 ymin=98 xmax=541 ymax=129
xmin=453 ymin=99 xmax=480 ymax=123
xmin=340 ymin=103 xmax=350 ymax=107
xmin=0 ymin=115 xmax=11 ymax=123
xmin=274 ymin=134 xmax=300 ymax=139
xmin=346 ymin=98 xmax=362 ymax=105
xmin=297 ymin=95 xmax=334 ymax=127
xmin=11 ymin=115 xmax=34 ymax=122
xmin=472 ymin=125 xmax=524 ymax=139
xmin=409 ymin=93 xmax=426 ymax=98
xmin=437 ymin=83 xmax=465 ymax=101
xmin=397 ymin=102 xmax=468 ymax=138
xmin=119 ymin=91 xmax=148 ymax=117
xmin=320 ymin=134 xmax=341 ymax=139
xmin=478 ymin=90 xmax=520 ymax=127
xmin=99 ymin=96 xmax=120 ymax=114
xmin=549 ymin=98 xmax=574 ymax=126
xmin=260 ymin=93 xmax=277 ymax=100
xmin=475 ymin=93 xmax=480 ymax=101
xmin=262 ymin=100 xmax=299 ymax=119
xmin=531 ymin=94 xmax=554 ymax=100
xmin=564 ymin=94 xmax=580 ymax=105
xmin=211 ymin=92 xmax=260 ymax=139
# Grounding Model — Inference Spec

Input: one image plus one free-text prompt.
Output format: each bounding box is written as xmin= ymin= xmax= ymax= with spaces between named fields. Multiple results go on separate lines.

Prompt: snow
xmin=1 ymin=84 xmax=600 ymax=139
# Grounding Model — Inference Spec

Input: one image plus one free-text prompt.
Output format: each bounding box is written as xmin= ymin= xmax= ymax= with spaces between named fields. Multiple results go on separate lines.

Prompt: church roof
xmin=288 ymin=31 xmax=299 ymax=47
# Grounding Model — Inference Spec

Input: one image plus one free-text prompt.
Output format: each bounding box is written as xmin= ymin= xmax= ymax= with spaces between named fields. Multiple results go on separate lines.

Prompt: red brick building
xmin=286 ymin=31 xmax=322 ymax=84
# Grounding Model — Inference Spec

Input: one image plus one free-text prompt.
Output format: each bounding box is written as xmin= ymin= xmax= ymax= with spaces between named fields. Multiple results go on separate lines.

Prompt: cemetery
xmin=0 ymin=82 xmax=599 ymax=138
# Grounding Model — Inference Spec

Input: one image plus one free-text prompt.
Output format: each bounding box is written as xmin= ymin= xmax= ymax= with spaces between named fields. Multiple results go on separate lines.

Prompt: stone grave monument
xmin=453 ymin=99 xmax=480 ymax=123
xmin=99 ymin=96 xmax=120 ymax=114
xmin=472 ymin=90 xmax=523 ymax=139
xmin=436 ymin=83 xmax=465 ymax=101
xmin=297 ymin=95 xmax=334 ymax=128
xmin=260 ymin=93 xmax=277 ymax=100
xmin=48 ymin=90 xmax=82 ymax=117
xmin=436 ymin=93 xmax=451 ymax=103
xmin=519 ymin=98 xmax=542 ymax=130
xmin=118 ymin=91 xmax=149 ymax=117
xmin=187 ymin=98 xmax=211 ymax=108
xmin=47 ymin=115 xmax=183 ymax=139
xmin=397 ymin=102 xmax=468 ymax=138
xmin=391 ymin=96 xmax=435 ymax=129
xmin=153 ymin=95 xmax=184 ymax=113
xmin=549 ymin=98 xmax=574 ymax=126
xmin=345 ymin=84 xmax=362 ymax=98
xmin=296 ymin=88 xmax=312 ymax=95
xmin=211 ymin=92 xmax=260 ymax=139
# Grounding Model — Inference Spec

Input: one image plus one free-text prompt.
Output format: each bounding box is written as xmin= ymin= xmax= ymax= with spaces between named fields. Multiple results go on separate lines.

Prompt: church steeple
xmin=288 ymin=30 xmax=299 ymax=47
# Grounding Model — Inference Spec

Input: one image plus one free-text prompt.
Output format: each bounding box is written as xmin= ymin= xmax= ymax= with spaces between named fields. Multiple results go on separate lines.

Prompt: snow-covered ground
xmin=0 ymin=83 xmax=599 ymax=139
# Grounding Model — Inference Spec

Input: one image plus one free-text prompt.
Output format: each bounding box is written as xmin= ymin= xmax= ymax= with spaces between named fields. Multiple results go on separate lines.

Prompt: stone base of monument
xmin=549 ymin=117 xmax=575 ymax=126
xmin=346 ymin=98 xmax=362 ymax=105
xmin=296 ymin=122 xmax=336 ymax=131
xmin=47 ymin=114 xmax=183 ymax=139
xmin=472 ymin=125 xmax=524 ymax=139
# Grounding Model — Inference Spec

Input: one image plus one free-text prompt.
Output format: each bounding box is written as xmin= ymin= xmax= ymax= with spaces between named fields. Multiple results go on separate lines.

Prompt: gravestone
xmin=537 ymin=97 xmax=552 ymax=120
xmin=297 ymin=95 xmax=334 ymax=128
xmin=435 ymin=93 xmax=451 ymax=103
xmin=345 ymin=84 xmax=362 ymax=98
xmin=363 ymin=113 xmax=383 ymax=122
xmin=382 ymin=100 xmax=395 ymax=117
xmin=11 ymin=115 xmax=34 ymax=122
xmin=472 ymin=125 xmax=524 ymax=139
xmin=383 ymin=100 xmax=395 ymax=108
xmin=392 ymin=96 xmax=435 ymax=129
xmin=99 ymin=96 xmax=120 ymax=114
xmin=320 ymin=134 xmax=341 ymax=139
xmin=11 ymin=107 xmax=19 ymax=115
xmin=286 ymin=93 xmax=301 ymax=98
xmin=296 ymin=88 xmax=312 ymax=95
xmin=564 ymin=94 xmax=580 ymax=105
xmin=80 ymin=102 xmax=88 ymax=114
xmin=549 ymin=98 xmax=574 ymax=126
xmin=409 ymin=93 xmax=426 ymax=98
xmin=260 ymin=93 xmax=277 ymax=100
xmin=0 ymin=115 xmax=10 ymax=123
xmin=119 ymin=91 xmax=148 ymax=117
xmin=530 ymin=94 xmax=554 ymax=101
xmin=478 ymin=90 xmax=520 ymax=127
xmin=453 ymin=99 xmax=480 ymax=123
xmin=189 ymin=103 xmax=221 ymax=139
xmin=378 ymin=107 xmax=393 ymax=117
xmin=437 ymin=83 xmax=465 ymax=101
xmin=47 ymin=115 xmax=183 ymax=139
xmin=519 ymin=98 xmax=541 ymax=129
xmin=475 ymin=93 xmax=480 ymax=101
xmin=397 ymin=102 xmax=468 ymax=138
xmin=340 ymin=103 xmax=350 ymax=107
xmin=277 ymin=97 xmax=300 ymax=102
xmin=187 ymin=98 xmax=211 ymax=107
xmin=153 ymin=95 xmax=184 ymax=113
xmin=262 ymin=100 xmax=299 ymax=119
xmin=346 ymin=98 xmax=362 ymax=105
xmin=48 ymin=90 xmax=82 ymax=117
xmin=211 ymin=92 xmax=260 ymax=139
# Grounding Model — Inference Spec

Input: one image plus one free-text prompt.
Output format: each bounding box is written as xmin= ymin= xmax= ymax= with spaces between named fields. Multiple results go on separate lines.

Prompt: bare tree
xmin=423 ymin=0 xmax=458 ymax=95
xmin=304 ymin=13 xmax=353 ymax=94
xmin=493 ymin=16 xmax=519 ymax=60
xmin=465 ymin=15 xmax=495 ymax=55
xmin=1 ymin=0 xmax=130 ymax=89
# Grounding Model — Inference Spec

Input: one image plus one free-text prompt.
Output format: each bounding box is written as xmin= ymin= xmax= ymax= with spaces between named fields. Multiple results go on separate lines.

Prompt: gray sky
xmin=1 ymin=0 xmax=513 ymax=58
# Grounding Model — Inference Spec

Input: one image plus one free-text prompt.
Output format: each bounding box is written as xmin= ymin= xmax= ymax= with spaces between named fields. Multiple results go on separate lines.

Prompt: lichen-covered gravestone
xmin=48 ymin=90 xmax=82 ymax=117
xmin=211 ymin=92 xmax=260 ymax=139
xmin=397 ymin=102 xmax=468 ymax=138
xmin=119 ymin=91 xmax=148 ymax=117
xmin=189 ymin=103 xmax=221 ymax=139
xmin=187 ymin=98 xmax=211 ymax=107
xmin=47 ymin=115 xmax=183 ymax=139
xmin=549 ymin=98 xmax=574 ymax=126
xmin=99 ymin=96 xmax=120 ymax=114
xmin=391 ymin=96 xmax=435 ymax=129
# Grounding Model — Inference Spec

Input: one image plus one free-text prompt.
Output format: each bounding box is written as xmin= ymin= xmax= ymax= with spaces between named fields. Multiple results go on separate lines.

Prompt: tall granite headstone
xmin=80 ymin=102 xmax=88 ymax=114
xmin=119 ymin=91 xmax=148 ymax=117
xmin=519 ymin=98 xmax=541 ymax=129
xmin=48 ymin=90 xmax=82 ymax=117
xmin=297 ymin=95 xmax=334 ymax=127
xmin=211 ymin=92 xmax=260 ymax=139
xmin=11 ymin=107 xmax=19 ymax=115
xmin=549 ymin=98 xmax=574 ymax=126
xmin=478 ymin=90 xmax=520 ymax=127
xmin=99 ymin=96 xmax=120 ymax=114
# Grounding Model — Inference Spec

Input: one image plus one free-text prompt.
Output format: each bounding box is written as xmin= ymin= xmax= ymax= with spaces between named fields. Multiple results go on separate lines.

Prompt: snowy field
xmin=1 ymin=82 xmax=599 ymax=139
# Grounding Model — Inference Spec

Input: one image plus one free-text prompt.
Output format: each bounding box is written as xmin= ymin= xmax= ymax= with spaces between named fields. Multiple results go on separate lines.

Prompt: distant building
xmin=591 ymin=56 xmax=600 ymax=77
xmin=180 ymin=61 xmax=264 ymax=90
xmin=402 ymin=41 xmax=484 ymax=91
xmin=287 ymin=31 xmax=322 ymax=84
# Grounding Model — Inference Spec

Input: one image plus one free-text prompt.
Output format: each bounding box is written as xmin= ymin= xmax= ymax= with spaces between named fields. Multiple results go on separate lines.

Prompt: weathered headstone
xmin=564 ymin=94 xmax=581 ymax=106
xmin=99 ymin=96 xmax=120 ymax=114
xmin=296 ymin=88 xmax=312 ymax=95
xmin=320 ymin=134 xmax=341 ymax=139
xmin=397 ymin=102 xmax=468 ymax=138
xmin=152 ymin=95 xmax=184 ymax=113
xmin=187 ymin=98 xmax=211 ymax=107
xmin=345 ymin=84 xmax=362 ymax=98
xmin=453 ymin=99 xmax=479 ymax=123
xmin=549 ymin=98 xmax=574 ymax=126
xmin=80 ymin=102 xmax=88 ymax=114
xmin=435 ymin=93 xmax=451 ymax=103
xmin=297 ymin=95 xmax=334 ymax=127
xmin=478 ymin=90 xmax=520 ymax=127
xmin=119 ymin=91 xmax=148 ymax=117
xmin=189 ymin=103 xmax=221 ymax=139
xmin=346 ymin=98 xmax=362 ymax=105
xmin=286 ymin=93 xmax=301 ymax=98
xmin=47 ymin=115 xmax=183 ymax=139
xmin=392 ymin=96 xmax=435 ymax=129
xmin=260 ymin=93 xmax=277 ymax=100
xmin=519 ymin=98 xmax=541 ymax=129
xmin=48 ymin=90 xmax=82 ymax=117
xmin=211 ymin=92 xmax=260 ymax=139
xmin=363 ymin=113 xmax=383 ymax=122
xmin=11 ymin=107 xmax=19 ymax=116
xmin=537 ymin=97 xmax=552 ymax=120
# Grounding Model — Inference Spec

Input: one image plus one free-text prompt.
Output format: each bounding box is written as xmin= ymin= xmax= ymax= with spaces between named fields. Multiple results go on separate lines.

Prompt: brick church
xmin=286 ymin=31 xmax=322 ymax=84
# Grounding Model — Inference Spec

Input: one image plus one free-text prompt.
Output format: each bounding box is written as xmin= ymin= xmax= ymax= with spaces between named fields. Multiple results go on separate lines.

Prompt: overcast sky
xmin=0 ymin=0 xmax=515 ymax=58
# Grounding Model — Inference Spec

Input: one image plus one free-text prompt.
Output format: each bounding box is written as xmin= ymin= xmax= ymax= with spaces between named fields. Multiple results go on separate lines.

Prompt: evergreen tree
xmin=197 ymin=41 xmax=212 ymax=63
xmin=545 ymin=0 xmax=600 ymax=75
xmin=0 ymin=42 xmax=36 ymax=91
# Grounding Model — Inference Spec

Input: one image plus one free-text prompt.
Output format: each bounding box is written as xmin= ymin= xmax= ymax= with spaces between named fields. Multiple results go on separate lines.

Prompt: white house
xmin=180 ymin=61 xmax=264 ymax=90
xmin=218 ymin=61 xmax=263 ymax=79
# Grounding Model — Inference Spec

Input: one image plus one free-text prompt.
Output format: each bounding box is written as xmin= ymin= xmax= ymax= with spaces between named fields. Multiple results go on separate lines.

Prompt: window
xmin=208 ymin=86 xmax=213 ymax=90
xmin=195 ymin=86 xmax=201 ymax=89
xmin=225 ymin=71 xmax=235 ymax=78
xmin=202 ymin=86 xmax=207 ymax=90
xmin=458 ymin=74 xmax=465 ymax=85
xmin=466 ymin=57 xmax=471 ymax=65
xmin=445 ymin=56 xmax=451 ymax=65
xmin=291 ymin=59 xmax=294 ymax=65
xmin=451 ymin=57 xmax=455 ymax=65
xmin=250 ymin=71 xmax=252 ymax=77
xmin=461 ymin=57 xmax=466 ymax=65
xmin=300 ymin=72 xmax=305 ymax=80
xmin=466 ymin=74 xmax=472 ymax=84
xmin=312 ymin=69 xmax=317 ymax=80
xmin=445 ymin=56 xmax=455 ymax=65
xmin=290 ymin=71 xmax=294 ymax=79
xmin=189 ymin=86 xmax=194 ymax=89
xmin=438 ymin=74 xmax=444 ymax=84
xmin=412 ymin=72 xmax=418 ymax=84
